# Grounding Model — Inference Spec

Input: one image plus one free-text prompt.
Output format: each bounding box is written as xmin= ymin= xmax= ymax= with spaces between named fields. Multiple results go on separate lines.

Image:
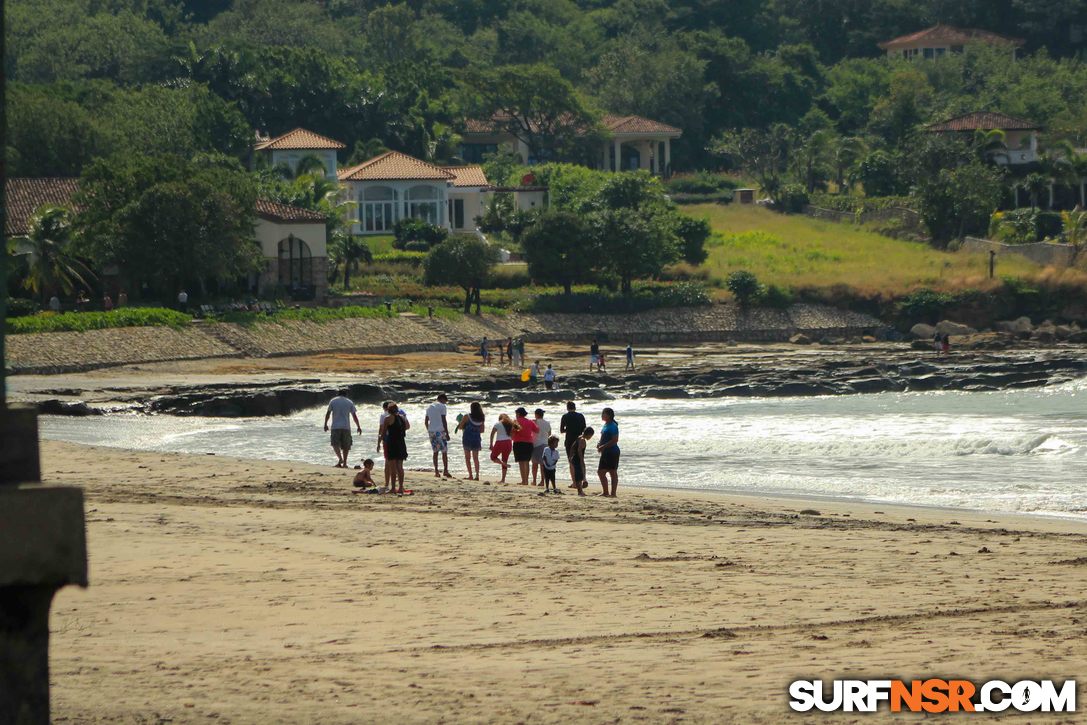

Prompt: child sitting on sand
xmin=539 ymin=436 xmax=561 ymax=495
xmin=353 ymin=459 xmax=377 ymax=489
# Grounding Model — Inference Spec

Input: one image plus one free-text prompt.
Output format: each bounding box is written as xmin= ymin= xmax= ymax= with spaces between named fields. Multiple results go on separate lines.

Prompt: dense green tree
xmin=423 ymin=235 xmax=499 ymax=314
xmin=75 ymin=154 xmax=260 ymax=298
xmin=473 ymin=64 xmax=603 ymax=163
xmin=711 ymin=125 xmax=796 ymax=198
xmin=521 ymin=211 xmax=591 ymax=294
xmin=675 ymin=217 xmax=712 ymax=265
xmin=916 ymin=162 xmax=1005 ymax=243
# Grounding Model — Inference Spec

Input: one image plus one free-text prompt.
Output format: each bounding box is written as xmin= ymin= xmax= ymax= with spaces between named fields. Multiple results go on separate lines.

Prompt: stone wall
xmin=5 ymin=326 xmax=241 ymax=374
xmin=4 ymin=304 xmax=885 ymax=374
xmin=962 ymin=236 xmax=1076 ymax=268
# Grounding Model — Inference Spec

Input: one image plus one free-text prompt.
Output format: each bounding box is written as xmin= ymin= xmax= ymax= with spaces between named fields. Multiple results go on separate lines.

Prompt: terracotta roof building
xmin=925 ymin=112 xmax=1041 ymax=166
xmin=5 ymin=177 xmax=81 ymax=236
xmin=925 ymin=111 xmax=1040 ymax=132
xmin=442 ymin=165 xmax=489 ymax=187
xmin=254 ymin=128 xmax=345 ymax=181
xmin=254 ymin=128 xmax=346 ymax=151
xmin=338 ymin=151 xmax=454 ymax=182
xmin=879 ymin=25 xmax=1023 ymax=59
xmin=254 ymin=198 xmax=328 ymax=223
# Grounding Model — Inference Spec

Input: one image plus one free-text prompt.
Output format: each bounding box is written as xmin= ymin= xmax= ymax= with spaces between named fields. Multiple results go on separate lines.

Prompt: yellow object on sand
xmin=520 ymin=369 xmax=531 ymax=382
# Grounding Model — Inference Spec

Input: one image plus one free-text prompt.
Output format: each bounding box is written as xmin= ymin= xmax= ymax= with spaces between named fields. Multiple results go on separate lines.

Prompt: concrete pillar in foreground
xmin=0 ymin=406 xmax=88 ymax=725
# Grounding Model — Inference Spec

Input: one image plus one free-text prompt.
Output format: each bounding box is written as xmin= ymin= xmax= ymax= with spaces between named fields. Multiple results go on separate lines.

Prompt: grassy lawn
xmin=686 ymin=203 xmax=1051 ymax=297
xmin=363 ymin=235 xmax=396 ymax=255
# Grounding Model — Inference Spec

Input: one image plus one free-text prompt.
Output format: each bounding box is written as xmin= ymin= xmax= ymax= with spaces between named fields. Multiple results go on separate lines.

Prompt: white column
xmin=649 ymin=142 xmax=658 ymax=175
xmin=613 ymin=139 xmax=621 ymax=171
xmin=1049 ymin=184 xmax=1055 ymax=209
xmin=664 ymin=140 xmax=671 ymax=177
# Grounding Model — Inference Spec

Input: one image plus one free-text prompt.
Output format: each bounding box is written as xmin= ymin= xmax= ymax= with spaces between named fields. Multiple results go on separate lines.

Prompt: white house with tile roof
xmin=254 ymin=128 xmax=346 ymax=179
xmin=460 ymin=113 xmax=681 ymax=175
xmin=253 ymin=198 xmax=329 ymax=301
xmin=338 ymin=151 xmax=456 ymax=234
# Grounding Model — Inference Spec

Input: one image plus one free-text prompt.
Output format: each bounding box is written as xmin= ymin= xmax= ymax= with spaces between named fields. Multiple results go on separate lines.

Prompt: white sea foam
xmin=40 ymin=382 xmax=1087 ymax=519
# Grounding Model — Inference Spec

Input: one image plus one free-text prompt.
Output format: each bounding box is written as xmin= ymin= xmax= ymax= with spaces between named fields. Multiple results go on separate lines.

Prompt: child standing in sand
xmin=539 ymin=436 xmax=561 ymax=495
xmin=572 ymin=427 xmax=594 ymax=496
xmin=489 ymin=414 xmax=517 ymax=483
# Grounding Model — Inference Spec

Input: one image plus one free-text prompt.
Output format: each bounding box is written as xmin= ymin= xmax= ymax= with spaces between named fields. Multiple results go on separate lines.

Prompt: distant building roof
xmin=925 ymin=111 xmax=1041 ymax=132
xmin=463 ymin=112 xmax=680 ymax=138
xmin=5 ymin=177 xmax=81 ymax=236
xmin=254 ymin=128 xmax=346 ymax=151
xmin=255 ymin=198 xmax=327 ymax=224
xmin=879 ymin=24 xmax=1024 ymax=50
xmin=338 ymin=151 xmax=455 ymax=182
xmin=442 ymin=165 xmax=489 ymax=187
xmin=601 ymin=114 xmax=681 ymax=136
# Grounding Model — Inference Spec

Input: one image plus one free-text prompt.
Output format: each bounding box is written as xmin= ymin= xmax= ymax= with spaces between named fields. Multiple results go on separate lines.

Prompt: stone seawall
xmin=5 ymin=304 xmax=884 ymax=374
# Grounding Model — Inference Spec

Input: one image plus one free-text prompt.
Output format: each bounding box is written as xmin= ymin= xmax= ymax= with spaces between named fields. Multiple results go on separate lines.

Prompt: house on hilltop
xmin=460 ymin=113 xmax=681 ymax=175
xmin=924 ymin=111 xmax=1042 ymax=166
xmin=879 ymin=25 xmax=1023 ymax=60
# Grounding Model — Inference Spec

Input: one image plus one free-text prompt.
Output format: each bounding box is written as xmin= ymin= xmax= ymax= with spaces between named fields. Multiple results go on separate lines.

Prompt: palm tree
xmin=1051 ymin=140 xmax=1087 ymax=208
xmin=1023 ymin=172 xmax=1051 ymax=209
xmin=972 ymin=128 xmax=1008 ymax=164
xmin=832 ymin=136 xmax=867 ymax=193
xmin=1062 ymin=206 xmax=1087 ymax=263
xmin=9 ymin=205 xmax=95 ymax=303
xmin=792 ymin=129 xmax=835 ymax=194
xmin=294 ymin=154 xmax=330 ymax=179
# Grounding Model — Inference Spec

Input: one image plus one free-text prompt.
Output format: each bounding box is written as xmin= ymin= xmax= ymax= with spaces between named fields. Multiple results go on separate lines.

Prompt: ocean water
xmin=40 ymin=378 xmax=1087 ymax=518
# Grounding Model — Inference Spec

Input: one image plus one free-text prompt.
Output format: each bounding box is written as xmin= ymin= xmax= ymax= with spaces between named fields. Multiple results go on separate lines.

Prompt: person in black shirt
xmin=589 ymin=339 xmax=600 ymax=371
xmin=559 ymin=401 xmax=587 ymax=488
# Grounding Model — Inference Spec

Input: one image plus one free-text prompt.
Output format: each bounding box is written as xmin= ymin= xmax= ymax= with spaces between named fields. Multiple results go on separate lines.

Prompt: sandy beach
xmin=42 ymin=440 xmax=1087 ymax=723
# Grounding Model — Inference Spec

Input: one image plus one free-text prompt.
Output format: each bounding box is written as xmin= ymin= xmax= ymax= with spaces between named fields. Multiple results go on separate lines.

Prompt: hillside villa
xmin=459 ymin=113 xmax=681 ymax=175
xmin=925 ymin=111 xmax=1041 ymax=166
xmin=878 ymin=24 xmax=1023 ymax=60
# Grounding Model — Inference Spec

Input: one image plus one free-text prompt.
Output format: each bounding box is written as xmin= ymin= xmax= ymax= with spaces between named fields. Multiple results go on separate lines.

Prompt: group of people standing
xmin=324 ymin=394 xmax=622 ymax=498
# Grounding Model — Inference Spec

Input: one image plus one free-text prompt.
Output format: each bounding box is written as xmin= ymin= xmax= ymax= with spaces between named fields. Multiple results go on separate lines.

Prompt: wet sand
xmin=44 ymin=440 xmax=1087 ymax=723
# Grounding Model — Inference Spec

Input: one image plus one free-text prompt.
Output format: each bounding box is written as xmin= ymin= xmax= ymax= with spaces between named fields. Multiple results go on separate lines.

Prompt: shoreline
xmin=37 ymin=435 xmax=1087 ymax=527
xmin=41 ymin=440 xmax=1087 ymax=722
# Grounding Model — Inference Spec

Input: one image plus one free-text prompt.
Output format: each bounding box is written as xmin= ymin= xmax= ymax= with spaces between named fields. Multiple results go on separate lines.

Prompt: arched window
xmin=360 ymin=185 xmax=397 ymax=232
xmin=406 ymin=184 xmax=441 ymax=225
xmin=278 ymin=235 xmax=312 ymax=290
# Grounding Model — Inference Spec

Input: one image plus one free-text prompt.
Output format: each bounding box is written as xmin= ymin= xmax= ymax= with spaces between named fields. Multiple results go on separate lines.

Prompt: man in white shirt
xmin=530 ymin=408 xmax=552 ymax=486
xmin=323 ymin=393 xmax=361 ymax=468
xmin=424 ymin=393 xmax=452 ymax=478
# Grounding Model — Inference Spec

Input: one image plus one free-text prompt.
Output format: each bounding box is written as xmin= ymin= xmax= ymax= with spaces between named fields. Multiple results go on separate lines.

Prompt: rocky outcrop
xmin=935 ymin=320 xmax=977 ymax=336
xmin=38 ymin=348 xmax=1087 ymax=418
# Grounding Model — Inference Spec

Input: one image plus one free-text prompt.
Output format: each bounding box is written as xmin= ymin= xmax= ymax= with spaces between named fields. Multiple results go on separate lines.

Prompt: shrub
xmin=7 ymin=307 xmax=191 ymax=334
xmin=726 ymin=270 xmax=763 ymax=308
xmin=774 ymin=184 xmax=809 ymax=214
xmin=666 ymin=172 xmax=738 ymax=195
xmin=896 ymin=288 xmax=954 ymax=323
xmin=371 ymin=251 xmax=427 ymax=266
xmin=527 ymin=282 xmax=709 ymax=313
xmin=1037 ymin=211 xmax=1063 ymax=241
xmin=669 ymin=191 xmax=734 ymax=205
xmin=403 ymin=239 xmax=430 ymax=253
xmin=760 ymin=284 xmax=794 ymax=309
xmin=393 ymin=218 xmax=448 ymax=249
xmin=6 ymin=298 xmax=40 ymax=317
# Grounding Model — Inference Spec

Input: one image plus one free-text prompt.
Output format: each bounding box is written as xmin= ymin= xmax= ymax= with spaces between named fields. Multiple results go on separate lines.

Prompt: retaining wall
xmin=961 ymin=236 xmax=1076 ymax=268
xmin=5 ymin=304 xmax=885 ymax=374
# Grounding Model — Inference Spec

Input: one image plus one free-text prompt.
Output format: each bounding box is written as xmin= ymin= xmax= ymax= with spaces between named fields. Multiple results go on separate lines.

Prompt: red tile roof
xmin=602 ymin=114 xmax=681 ymax=136
xmin=925 ymin=111 xmax=1040 ymax=132
xmin=255 ymin=198 xmax=327 ymax=224
xmin=442 ymin=165 xmax=489 ymax=187
xmin=254 ymin=128 xmax=346 ymax=151
xmin=879 ymin=24 xmax=1024 ymax=50
xmin=5 ymin=177 xmax=81 ymax=236
xmin=338 ymin=151 xmax=455 ymax=182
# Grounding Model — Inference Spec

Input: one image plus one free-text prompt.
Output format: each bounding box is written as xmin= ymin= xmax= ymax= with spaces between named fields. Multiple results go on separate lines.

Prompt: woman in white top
xmin=488 ymin=413 xmax=517 ymax=483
